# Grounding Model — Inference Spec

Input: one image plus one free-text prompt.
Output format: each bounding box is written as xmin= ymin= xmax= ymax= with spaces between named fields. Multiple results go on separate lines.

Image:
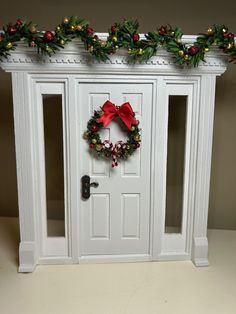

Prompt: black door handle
xmin=90 ymin=181 xmax=99 ymax=188
xmin=81 ymin=175 xmax=99 ymax=199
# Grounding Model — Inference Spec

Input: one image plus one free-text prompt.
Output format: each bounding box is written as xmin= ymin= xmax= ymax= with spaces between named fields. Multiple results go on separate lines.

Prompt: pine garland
xmin=0 ymin=17 xmax=235 ymax=67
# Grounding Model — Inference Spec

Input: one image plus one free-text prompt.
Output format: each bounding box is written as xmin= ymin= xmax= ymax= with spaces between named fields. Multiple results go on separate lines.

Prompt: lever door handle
xmin=90 ymin=181 xmax=99 ymax=188
xmin=81 ymin=175 xmax=99 ymax=199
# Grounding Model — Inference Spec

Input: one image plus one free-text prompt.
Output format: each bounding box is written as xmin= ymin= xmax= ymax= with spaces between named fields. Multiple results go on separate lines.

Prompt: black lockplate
xmin=81 ymin=175 xmax=90 ymax=199
xmin=81 ymin=175 xmax=99 ymax=199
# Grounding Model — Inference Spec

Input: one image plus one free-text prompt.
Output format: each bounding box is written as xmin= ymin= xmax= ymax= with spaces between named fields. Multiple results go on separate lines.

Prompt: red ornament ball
xmin=111 ymin=25 xmax=116 ymax=33
xmin=90 ymin=124 xmax=98 ymax=132
xmin=7 ymin=25 xmax=17 ymax=36
xmin=89 ymin=143 xmax=94 ymax=149
xmin=44 ymin=31 xmax=55 ymax=42
xmin=159 ymin=26 xmax=167 ymax=35
xmin=189 ymin=46 xmax=199 ymax=56
xmin=136 ymin=143 xmax=140 ymax=148
xmin=132 ymin=33 xmax=140 ymax=42
xmin=86 ymin=27 xmax=94 ymax=35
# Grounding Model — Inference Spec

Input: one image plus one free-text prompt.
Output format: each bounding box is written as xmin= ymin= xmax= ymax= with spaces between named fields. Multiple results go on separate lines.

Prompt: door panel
xmin=78 ymin=82 xmax=153 ymax=256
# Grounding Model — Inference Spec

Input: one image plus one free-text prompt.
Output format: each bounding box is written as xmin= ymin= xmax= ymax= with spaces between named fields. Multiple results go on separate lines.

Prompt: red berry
xmin=89 ymin=144 xmax=94 ymax=149
xmin=44 ymin=31 xmax=55 ymax=42
xmin=93 ymin=35 xmax=98 ymax=40
xmin=232 ymin=55 xmax=236 ymax=59
xmin=132 ymin=33 xmax=140 ymax=42
xmin=7 ymin=25 xmax=17 ymax=35
xmin=228 ymin=32 xmax=235 ymax=38
xmin=136 ymin=143 xmax=140 ymax=148
xmin=189 ymin=46 xmax=199 ymax=56
xmin=16 ymin=19 xmax=22 ymax=27
xmin=159 ymin=26 xmax=167 ymax=35
xmin=223 ymin=49 xmax=228 ymax=53
xmin=86 ymin=27 xmax=94 ymax=35
xmin=223 ymin=32 xmax=228 ymax=38
xmin=90 ymin=124 xmax=98 ymax=132
xmin=111 ymin=25 xmax=116 ymax=33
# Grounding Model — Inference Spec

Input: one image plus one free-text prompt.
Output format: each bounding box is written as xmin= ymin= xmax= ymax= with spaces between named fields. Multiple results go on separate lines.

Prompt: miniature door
xmin=78 ymin=82 xmax=153 ymax=257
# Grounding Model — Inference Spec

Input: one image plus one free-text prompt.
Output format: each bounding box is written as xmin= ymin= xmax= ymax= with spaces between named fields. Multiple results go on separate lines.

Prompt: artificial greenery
xmin=0 ymin=17 xmax=235 ymax=67
xmin=83 ymin=108 xmax=141 ymax=167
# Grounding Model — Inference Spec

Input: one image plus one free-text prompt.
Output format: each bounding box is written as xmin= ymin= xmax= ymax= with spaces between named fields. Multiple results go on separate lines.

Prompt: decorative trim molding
xmin=0 ymin=35 xmax=228 ymax=74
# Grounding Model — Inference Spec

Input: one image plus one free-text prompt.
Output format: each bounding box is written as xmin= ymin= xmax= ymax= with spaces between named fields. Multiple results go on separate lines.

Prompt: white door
xmin=78 ymin=81 xmax=153 ymax=260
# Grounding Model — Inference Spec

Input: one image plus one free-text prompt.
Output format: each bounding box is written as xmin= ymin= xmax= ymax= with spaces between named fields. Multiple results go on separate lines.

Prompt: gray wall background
xmin=0 ymin=0 xmax=235 ymax=229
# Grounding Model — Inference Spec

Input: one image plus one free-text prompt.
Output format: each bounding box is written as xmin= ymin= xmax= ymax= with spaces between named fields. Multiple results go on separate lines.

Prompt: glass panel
xmin=165 ymin=96 xmax=187 ymax=234
xmin=43 ymin=95 xmax=65 ymax=237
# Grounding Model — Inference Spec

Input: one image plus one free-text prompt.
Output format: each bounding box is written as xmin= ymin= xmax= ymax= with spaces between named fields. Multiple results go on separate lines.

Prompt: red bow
xmin=98 ymin=100 xmax=136 ymax=130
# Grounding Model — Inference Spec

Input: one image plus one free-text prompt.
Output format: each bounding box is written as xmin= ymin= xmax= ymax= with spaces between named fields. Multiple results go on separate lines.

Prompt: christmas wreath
xmin=83 ymin=101 xmax=141 ymax=167
xmin=0 ymin=17 xmax=235 ymax=67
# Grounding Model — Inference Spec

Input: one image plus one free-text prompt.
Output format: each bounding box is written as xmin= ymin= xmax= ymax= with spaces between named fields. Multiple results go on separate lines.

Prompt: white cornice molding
xmin=0 ymin=34 xmax=228 ymax=75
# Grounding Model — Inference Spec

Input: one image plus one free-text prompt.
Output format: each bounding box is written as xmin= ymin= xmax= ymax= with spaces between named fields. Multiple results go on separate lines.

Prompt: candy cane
xmin=112 ymin=140 xmax=124 ymax=167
